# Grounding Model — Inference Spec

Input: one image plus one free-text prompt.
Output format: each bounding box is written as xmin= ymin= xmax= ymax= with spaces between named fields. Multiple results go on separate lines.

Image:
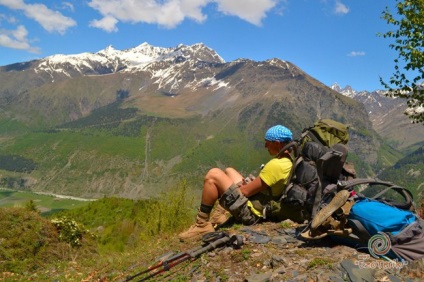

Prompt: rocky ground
xmin=119 ymin=221 xmax=424 ymax=282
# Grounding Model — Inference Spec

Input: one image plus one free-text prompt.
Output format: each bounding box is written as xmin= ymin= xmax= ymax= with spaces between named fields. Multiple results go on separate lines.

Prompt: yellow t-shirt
xmin=258 ymin=157 xmax=292 ymax=197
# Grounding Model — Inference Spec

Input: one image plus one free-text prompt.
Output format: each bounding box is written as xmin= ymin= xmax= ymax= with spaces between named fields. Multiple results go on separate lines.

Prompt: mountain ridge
xmin=331 ymin=82 xmax=424 ymax=150
xmin=0 ymin=42 xmax=419 ymax=200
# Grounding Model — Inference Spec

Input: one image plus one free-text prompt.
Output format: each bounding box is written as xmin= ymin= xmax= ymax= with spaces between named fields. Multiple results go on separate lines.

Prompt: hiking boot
xmin=311 ymin=190 xmax=350 ymax=230
xmin=178 ymin=211 xmax=214 ymax=241
xmin=210 ymin=204 xmax=230 ymax=227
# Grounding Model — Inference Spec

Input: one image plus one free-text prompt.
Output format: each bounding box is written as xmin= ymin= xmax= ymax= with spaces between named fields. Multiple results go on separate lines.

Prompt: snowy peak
xmin=98 ymin=45 xmax=117 ymax=55
xmin=330 ymin=83 xmax=357 ymax=98
xmin=34 ymin=43 xmax=225 ymax=77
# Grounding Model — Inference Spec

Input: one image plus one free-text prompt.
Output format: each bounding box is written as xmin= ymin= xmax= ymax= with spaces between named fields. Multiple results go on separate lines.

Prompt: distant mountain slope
xmin=0 ymin=43 xmax=392 ymax=198
xmin=332 ymin=83 xmax=424 ymax=151
xmin=377 ymin=145 xmax=424 ymax=203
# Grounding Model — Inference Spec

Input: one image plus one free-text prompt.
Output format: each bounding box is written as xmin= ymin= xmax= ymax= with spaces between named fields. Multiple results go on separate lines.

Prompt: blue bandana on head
xmin=265 ymin=125 xmax=293 ymax=142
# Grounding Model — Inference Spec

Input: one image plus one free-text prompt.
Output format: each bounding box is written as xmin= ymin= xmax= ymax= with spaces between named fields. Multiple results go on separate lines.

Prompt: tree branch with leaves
xmin=380 ymin=0 xmax=424 ymax=124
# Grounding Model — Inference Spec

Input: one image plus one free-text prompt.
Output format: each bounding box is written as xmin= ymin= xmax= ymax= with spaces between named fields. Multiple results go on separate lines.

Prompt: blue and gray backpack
xmin=337 ymin=179 xmax=424 ymax=262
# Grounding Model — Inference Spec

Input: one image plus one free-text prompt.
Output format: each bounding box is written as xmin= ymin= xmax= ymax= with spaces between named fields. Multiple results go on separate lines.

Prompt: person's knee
xmin=224 ymin=167 xmax=236 ymax=175
xmin=205 ymin=168 xmax=225 ymax=182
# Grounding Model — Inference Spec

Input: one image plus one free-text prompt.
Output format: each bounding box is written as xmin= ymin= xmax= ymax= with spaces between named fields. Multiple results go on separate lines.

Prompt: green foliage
xmin=307 ymin=258 xmax=334 ymax=269
xmin=54 ymin=180 xmax=194 ymax=253
xmin=241 ymin=249 xmax=251 ymax=260
xmin=51 ymin=216 xmax=94 ymax=247
xmin=376 ymin=140 xmax=404 ymax=169
xmin=24 ymin=200 xmax=39 ymax=213
xmin=0 ymin=181 xmax=193 ymax=276
xmin=377 ymin=145 xmax=424 ymax=204
xmin=59 ymin=102 xmax=142 ymax=136
xmin=0 ymin=154 xmax=37 ymax=172
xmin=0 ymin=207 xmax=96 ymax=274
xmin=346 ymin=152 xmax=373 ymax=178
xmin=0 ymin=117 xmax=30 ymax=135
xmin=380 ymin=0 xmax=424 ymax=124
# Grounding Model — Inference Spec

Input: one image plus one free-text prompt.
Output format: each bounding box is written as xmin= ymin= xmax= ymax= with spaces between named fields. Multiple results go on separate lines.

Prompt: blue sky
xmin=0 ymin=0 xmax=399 ymax=92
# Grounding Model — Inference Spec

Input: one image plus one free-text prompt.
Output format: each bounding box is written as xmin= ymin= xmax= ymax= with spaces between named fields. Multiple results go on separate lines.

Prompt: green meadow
xmin=0 ymin=188 xmax=91 ymax=216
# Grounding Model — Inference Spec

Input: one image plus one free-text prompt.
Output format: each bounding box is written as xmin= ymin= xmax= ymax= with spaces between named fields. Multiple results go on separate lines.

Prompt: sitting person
xmin=179 ymin=125 xmax=294 ymax=241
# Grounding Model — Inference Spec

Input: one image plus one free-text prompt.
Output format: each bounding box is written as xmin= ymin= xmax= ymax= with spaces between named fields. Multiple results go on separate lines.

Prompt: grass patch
xmin=0 ymin=188 xmax=90 ymax=215
xmin=52 ymin=180 xmax=194 ymax=253
xmin=307 ymin=257 xmax=334 ymax=269
xmin=0 ymin=207 xmax=97 ymax=274
xmin=0 ymin=180 xmax=195 ymax=279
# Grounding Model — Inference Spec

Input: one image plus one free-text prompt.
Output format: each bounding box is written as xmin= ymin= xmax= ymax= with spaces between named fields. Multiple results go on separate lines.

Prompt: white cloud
xmin=88 ymin=0 xmax=208 ymax=31
xmin=348 ymin=51 xmax=365 ymax=57
xmin=87 ymin=0 xmax=278 ymax=32
xmin=0 ymin=0 xmax=24 ymax=10
xmin=89 ymin=16 xmax=119 ymax=33
xmin=0 ymin=25 xmax=40 ymax=53
xmin=24 ymin=3 xmax=76 ymax=34
xmin=215 ymin=0 xmax=277 ymax=26
xmin=334 ymin=1 xmax=349 ymax=15
xmin=0 ymin=14 xmax=17 ymax=24
xmin=62 ymin=2 xmax=75 ymax=12
xmin=0 ymin=0 xmax=76 ymax=34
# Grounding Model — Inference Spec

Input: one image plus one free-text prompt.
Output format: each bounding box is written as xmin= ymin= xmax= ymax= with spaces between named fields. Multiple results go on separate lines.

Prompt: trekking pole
xmin=123 ymin=251 xmax=189 ymax=282
xmin=123 ymin=232 xmax=243 ymax=282
xmin=123 ymin=232 xmax=227 ymax=281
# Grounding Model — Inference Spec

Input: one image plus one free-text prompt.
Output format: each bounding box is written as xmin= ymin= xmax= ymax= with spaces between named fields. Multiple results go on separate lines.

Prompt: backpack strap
xmin=337 ymin=179 xmax=415 ymax=211
xmin=372 ymin=185 xmax=415 ymax=211
xmin=276 ymin=141 xmax=301 ymax=200
xmin=281 ymin=156 xmax=304 ymax=200
xmin=276 ymin=140 xmax=299 ymax=160
xmin=347 ymin=218 xmax=372 ymax=242
xmin=337 ymin=178 xmax=393 ymax=189
xmin=311 ymin=149 xmax=344 ymax=218
xmin=302 ymin=129 xmax=325 ymax=147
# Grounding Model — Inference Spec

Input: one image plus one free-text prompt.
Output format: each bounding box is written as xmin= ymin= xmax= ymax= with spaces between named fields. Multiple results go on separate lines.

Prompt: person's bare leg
xmin=201 ymin=168 xmax=234 ymax=205
xmin=205 ymin=168 xmax=238 ymax=226
xmin=179 ymin=168 xmax=234 ymax=241
xmin=224 ymin=167 xmax=244 ymax=184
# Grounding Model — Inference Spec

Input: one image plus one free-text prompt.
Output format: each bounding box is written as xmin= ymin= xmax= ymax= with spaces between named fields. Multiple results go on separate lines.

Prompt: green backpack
xmin=301 ymin=119 xmax=349 ymax=148
xmin=264 ymin=119 xmax=352 ymax=223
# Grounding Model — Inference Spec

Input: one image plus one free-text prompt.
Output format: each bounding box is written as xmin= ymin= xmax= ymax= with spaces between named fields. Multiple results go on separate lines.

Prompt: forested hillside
xmin=377 ymin=145 xmax=424 ymax=203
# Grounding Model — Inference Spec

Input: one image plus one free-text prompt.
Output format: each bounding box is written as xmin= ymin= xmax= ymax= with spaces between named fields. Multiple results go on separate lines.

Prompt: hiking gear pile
xmin=292 ymin=119 xmax=424 ymax=262
xmin=329 ymin=179 xmax=424 ymax=262
xmin=264 ymin=119 xmax=355 ymax=223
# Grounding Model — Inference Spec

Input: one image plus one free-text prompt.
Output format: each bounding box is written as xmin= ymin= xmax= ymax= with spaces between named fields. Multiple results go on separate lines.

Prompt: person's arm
xmin=239 ymin=177 xmax=269 ymax=198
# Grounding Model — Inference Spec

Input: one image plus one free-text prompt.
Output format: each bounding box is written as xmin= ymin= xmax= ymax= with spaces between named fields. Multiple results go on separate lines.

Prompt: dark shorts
xmin=219 ymin=184 xmax=261 ymax=225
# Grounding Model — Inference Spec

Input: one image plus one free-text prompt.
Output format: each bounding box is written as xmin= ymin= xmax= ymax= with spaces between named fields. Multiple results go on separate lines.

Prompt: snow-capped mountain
xmin=0 ymin=42 xmax=314 ymax=123
xmin=2 ymin=42 xmax=423 ymax=196
xmin=34 ymin=42 xmax=225 ymax=79
xmin=330 ymin=83 xmax=357 ymax=98
xmin=1 ymin=42 xmax=421 ymax=154
xmin=330 ymin=83 xmax=398 ymax=115
xmin=331 ymin=83 xmax=424 ymax=149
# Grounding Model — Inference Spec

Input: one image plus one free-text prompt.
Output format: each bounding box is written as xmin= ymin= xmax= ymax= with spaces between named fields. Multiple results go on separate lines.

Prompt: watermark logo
xmin=368 ymin=232 xmax=392 ymax=258
xmin=354 ymin=254 xmax=408 ymax=269
xmin=353 ymin=233 xmax=408 ymax=270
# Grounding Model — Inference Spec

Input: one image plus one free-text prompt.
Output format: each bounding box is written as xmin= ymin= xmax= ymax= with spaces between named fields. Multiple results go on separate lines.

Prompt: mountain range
xmin=331 ymin=83 xmax=424 ymax=151
xmin=0 ymin=43 xmax=422 ymax=201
